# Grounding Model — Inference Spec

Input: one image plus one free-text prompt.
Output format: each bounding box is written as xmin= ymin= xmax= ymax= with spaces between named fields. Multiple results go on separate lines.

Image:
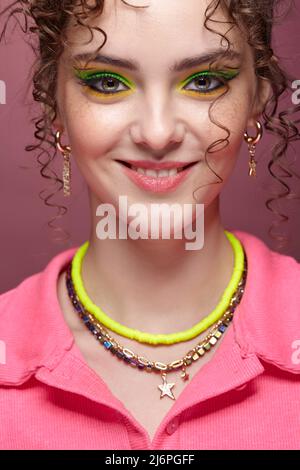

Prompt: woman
xmin=0 ymin=0 xmax=299 ymax=450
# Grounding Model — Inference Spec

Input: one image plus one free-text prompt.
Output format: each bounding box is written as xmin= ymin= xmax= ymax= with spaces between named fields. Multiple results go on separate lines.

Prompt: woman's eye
xmin=181 ymin=70 xmax=239 ymax=95
xmin=73 ymin=69 xmax=133 ymax=96
xmin=81 ymin=74 xmax=130 ymax=95
xmin=184 ymin=75 xmax=223 ymax=93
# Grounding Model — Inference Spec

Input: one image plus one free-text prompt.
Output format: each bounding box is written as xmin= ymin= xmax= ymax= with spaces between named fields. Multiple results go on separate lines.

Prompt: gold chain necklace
xmin=65 ymin=253 xmax=247 ymax=400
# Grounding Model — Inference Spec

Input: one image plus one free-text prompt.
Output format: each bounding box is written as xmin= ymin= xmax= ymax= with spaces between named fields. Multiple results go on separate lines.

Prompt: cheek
xmin=61 ymin=85 xmax=127 ymax=162
xmin=188 ymin=96 xmax=251 ymax=202
xmin=200 ymin=123 xmax=245 ymax=187
xmin=198 ymin=93 xmax=252 ymax=165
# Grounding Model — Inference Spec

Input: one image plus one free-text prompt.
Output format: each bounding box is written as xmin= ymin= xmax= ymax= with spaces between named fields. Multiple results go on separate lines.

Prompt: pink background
xmin=0 ymin=2 xmax=300 ymax=294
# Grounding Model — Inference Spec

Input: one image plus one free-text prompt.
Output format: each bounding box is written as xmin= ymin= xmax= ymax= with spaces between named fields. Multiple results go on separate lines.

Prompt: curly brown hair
xmin=1 ymin=0 xmax=299 ymax=250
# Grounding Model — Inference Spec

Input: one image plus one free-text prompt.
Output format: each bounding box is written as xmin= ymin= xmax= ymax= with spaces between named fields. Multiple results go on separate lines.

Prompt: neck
xmin=81 ymin=195 xmax=235 ymax=334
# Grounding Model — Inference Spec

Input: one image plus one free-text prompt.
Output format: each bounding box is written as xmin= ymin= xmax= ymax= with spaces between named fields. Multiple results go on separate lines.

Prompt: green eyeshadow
xmin=73 ymin=67 xmax=135 ymax=88
xmin=180 ymin=69 xmax=240 ymax=88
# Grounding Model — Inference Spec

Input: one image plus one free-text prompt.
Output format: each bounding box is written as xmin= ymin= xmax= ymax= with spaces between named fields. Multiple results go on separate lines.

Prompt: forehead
xmin=66 ymin=0 xmax=246 ymax=68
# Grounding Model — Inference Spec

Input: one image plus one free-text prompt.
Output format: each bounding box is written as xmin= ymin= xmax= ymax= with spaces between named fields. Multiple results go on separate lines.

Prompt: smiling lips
xmin=117 ymin=159 xmax=199 ymax=193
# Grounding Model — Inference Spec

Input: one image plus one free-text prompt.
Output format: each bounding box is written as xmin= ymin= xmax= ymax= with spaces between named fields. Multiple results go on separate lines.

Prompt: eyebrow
xmin=72 ymin=49 xmax=241 ymax=72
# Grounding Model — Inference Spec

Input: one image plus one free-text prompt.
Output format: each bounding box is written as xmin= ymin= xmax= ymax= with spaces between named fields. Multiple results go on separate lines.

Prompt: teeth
xmin=145 ymin=169 xmax=158 ymax=177
xmin=131 ymin=165 xmax=182 ymax=177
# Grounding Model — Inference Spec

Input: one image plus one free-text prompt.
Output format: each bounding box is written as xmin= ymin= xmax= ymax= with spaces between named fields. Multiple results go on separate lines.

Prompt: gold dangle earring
xmin=55 ymin=130 xmax=72 ymax=196
xmin=243 ymin=120 xmax=263 ymax=178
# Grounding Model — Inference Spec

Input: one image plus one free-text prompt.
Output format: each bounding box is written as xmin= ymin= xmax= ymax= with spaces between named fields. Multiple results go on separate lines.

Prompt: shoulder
xmin=0 ymin=247 xmax=77 ymax=385
xmin=231 ymin=230 xmax=300 ymax=374
xmin=0 ymin=246 xmax=77 ymax=311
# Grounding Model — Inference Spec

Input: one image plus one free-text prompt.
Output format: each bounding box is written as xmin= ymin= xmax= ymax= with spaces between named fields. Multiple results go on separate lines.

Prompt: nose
xmin=130 ymin=91 xmax=185 ymax=157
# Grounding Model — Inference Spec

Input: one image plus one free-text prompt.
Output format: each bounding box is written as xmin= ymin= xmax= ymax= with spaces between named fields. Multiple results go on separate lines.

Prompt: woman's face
xmin=54 ymin=0 xmax=270 ymax=224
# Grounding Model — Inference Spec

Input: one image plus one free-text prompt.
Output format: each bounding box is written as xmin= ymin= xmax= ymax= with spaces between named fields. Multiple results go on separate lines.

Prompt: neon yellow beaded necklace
xmin=70 ymin=230 xmax=244 ymax=345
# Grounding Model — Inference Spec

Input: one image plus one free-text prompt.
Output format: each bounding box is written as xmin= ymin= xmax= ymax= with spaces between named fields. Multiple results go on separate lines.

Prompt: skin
xmin=54 ymin=0 xmax=271 ymax=403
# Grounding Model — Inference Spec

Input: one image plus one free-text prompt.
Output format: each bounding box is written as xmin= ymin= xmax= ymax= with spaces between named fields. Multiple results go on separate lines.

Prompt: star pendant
xmin=158 ymin=373 xmax=176 ymax=400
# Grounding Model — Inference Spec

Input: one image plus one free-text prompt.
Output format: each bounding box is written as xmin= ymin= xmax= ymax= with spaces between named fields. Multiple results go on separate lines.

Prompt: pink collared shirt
xmin=0 ymin=230 xmax=300 ymax=450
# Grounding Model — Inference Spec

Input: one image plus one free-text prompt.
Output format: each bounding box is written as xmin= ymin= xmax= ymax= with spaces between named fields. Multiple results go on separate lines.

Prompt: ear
xmin=52 ymin=110 xmax=64 ymax=134
xmin=40 ymin=101 xmax=64 ymax=134
xmin=247 ymin=77 xmax=272 ymax=127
